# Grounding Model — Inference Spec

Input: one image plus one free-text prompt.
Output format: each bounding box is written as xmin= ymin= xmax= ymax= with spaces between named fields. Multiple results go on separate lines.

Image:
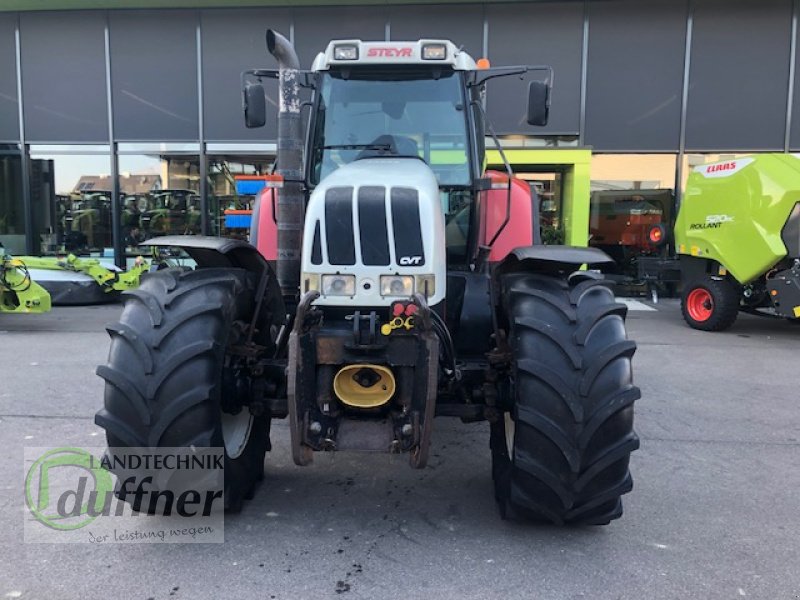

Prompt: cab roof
xmin=312 ymin=40 xmax=477 ymax=71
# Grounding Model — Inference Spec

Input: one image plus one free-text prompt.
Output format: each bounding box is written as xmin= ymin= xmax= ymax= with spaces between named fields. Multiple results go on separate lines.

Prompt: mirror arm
xmin=469 ymin=65 xmax=554 ymax=88
xmin=243 ymin=68 xmax=279 ymax=81
xmin=241 ymin=69 xmax=318 ymax=88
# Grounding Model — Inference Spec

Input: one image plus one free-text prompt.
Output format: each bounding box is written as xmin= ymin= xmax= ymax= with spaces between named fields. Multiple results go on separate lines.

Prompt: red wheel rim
xmin=687 ymin=288 xmax=714 ymax=322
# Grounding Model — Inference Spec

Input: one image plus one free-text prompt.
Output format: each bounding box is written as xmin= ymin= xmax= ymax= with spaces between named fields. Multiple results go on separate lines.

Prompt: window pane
xmin=389 ymin=4 xmax=483 ymax=58
xmin=293 ymin=6 xmax=386 ymax=69
xmin=119 ymin=153 xmax=200 ymax=252
xmin=20 ymin=12 xmax=108 ymax=143
xmin=486 ymin=3 xmax=583 ymax=135
xmin=110 ymin=11 xmax=199 ymax=141
xmin=686 ymin=0 xmax=791 ymax=151
xmin=313 ymin=70 xmax=470 ymax=187
xmin=589 ymin=154 xmax=677 ymax=270
xmin=29 ymin=148 xmax=112 ymax=256
xmin=200 ymin=8 xmax=290 ymax=142
xmin=791 ymin=25 xmax=800 ymax=149
xmin=592 ymin=154 xmax=677 ymax=192
xmin=207 ymin=154 xmax=273 ymax=238
xmin=0 ymin=146 xmax=24 ymax=254
xmin=0 ymin=15 xmax=19 ymax=141
xmin=501 ymin=171 xmax=565 ymax=245
xmin=520 ymin=173 xmax=564 ymax=244
xmin=585 ymin=0 xmax=687 ymax=151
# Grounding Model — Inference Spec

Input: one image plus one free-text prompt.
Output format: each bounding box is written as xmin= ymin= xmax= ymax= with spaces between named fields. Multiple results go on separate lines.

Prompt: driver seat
xmin=356 ymin=134 xmax=419 ymax=160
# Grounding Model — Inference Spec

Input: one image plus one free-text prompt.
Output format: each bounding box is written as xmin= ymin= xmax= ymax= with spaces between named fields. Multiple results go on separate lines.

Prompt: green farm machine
xmin=0 ymin=248 xmax=51 ymax=314
xmin=675 ymin=154 xmax=800 ymax=331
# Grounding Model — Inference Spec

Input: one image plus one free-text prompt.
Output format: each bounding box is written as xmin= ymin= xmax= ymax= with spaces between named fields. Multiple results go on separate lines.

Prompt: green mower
xmin=675 ymin=154 xmax=800 ymax=331
xmin=0 ymin=247 xmax=51 ymax=314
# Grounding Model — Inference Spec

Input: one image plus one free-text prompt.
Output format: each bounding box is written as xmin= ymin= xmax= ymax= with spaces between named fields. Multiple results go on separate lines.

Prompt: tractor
xmin=139 ymin=189 xmax=201 ymax=238
xmin=96 ymin=31 xmax=640 ymax=525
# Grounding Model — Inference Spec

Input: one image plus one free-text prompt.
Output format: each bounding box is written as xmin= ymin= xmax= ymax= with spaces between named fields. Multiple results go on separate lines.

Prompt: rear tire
xmin=681 ymin=276 xmax=740 ymax=331
xmin=494 ymin=272 xmax=640 ymax=525
xmin=95 ymin=267 xmax=273 ymax=512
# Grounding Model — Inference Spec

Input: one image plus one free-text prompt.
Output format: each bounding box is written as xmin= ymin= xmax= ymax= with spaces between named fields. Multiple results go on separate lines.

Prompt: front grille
xmin=390 ymin=187 xmax=425 ymax=266
xmin=358 ymin=186 xmax=390 ymax=266
xmin=311 ymin=220 xmax=323 ymax=265
xmin=325 ymin=187 xmax=355 ymax=265
xmin=323 ymin=185 xmax=425 ymax=267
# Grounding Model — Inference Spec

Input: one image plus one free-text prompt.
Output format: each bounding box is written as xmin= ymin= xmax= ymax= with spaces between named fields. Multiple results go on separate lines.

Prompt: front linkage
xmin=286 ymin=292 xmax=439 ymax=468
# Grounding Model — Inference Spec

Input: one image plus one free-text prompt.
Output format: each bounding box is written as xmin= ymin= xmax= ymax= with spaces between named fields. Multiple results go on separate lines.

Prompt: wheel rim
xmin=221 ymin=411 xmax=253 ymax=460
xmin=504 ymin=413 xmax=515 ymax=459
xmin=686 ymin=288 xmax=714 ymax=322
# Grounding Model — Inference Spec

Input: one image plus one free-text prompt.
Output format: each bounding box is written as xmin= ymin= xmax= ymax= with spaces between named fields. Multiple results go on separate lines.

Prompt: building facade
xmin=0 ymin=0 xmax=797 ymax=265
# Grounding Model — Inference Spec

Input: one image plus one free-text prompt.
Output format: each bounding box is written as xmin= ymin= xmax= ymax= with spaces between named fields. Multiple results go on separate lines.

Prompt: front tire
xmin=95 ymin=268 xmax=270 ymax=512
xmin=494 ymin=272 xmax=640 ymax=525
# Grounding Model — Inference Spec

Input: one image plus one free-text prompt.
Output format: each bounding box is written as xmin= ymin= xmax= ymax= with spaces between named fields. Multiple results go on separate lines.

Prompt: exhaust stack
xmin=267 ymin=29 xmax=303 ymax=300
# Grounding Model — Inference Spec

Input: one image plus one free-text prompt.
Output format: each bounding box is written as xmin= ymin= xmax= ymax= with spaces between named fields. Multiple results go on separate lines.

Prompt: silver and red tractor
xmin=96 ymin=31 xmax=640 ymax=525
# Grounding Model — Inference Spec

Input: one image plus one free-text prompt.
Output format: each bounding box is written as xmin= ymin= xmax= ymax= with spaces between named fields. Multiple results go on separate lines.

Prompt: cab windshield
xmin=310 ymin=69 xmax=471 ymax=187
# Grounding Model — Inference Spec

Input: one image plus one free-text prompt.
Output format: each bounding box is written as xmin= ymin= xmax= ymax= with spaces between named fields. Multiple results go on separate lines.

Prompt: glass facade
xmin=589 ymin=154 xmax=678 ymax=267
xmin=0 ymin=145 xmax=24 ymax=255
xmin=515 ymin=172 xmax=565 ymax=245
xmin=207 ymin=151 xmax=273 ymax=238
xmin=29 ymin=146 xmax=112 ymax=256
xmin=0 ymin=2 xmax=797 ymax=266
xmin=118 ymin=147 xmax=201 ymax=253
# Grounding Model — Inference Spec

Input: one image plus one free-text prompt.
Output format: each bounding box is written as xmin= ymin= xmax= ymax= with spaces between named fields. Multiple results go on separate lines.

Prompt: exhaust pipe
xmin=266 ymin=29 xmax=303 ymax=300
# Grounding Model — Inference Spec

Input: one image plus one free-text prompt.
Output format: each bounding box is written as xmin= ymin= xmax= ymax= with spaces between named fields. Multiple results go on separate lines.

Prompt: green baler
xmin=675 ymin=154 xmax=800 ymax=330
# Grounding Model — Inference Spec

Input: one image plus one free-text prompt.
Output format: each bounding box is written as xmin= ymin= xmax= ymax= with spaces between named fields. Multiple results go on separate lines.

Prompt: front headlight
xmin=333 ymin=44 xmax=359 ymax=60
xmin=422 ymin=43 xmax=447 ymax=60
xmin=322 ymin=274 xmax=356 ymax=296
xmin=380 ymin=275 xmax=415 ymax=297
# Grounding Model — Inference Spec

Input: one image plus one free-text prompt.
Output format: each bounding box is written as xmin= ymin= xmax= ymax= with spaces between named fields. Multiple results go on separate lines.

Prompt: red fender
xmin=480 ymin=170 xmax=536 ymax=262
xmin=253 ymin=187 xmax=278 ymax=261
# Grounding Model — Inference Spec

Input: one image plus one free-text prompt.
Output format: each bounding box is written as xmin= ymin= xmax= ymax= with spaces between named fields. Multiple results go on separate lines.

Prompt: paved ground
xmin=0 ymin=299 xmax=799 ymax=599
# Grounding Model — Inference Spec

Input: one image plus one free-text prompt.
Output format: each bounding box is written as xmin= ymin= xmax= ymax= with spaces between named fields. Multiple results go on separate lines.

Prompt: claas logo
xmin=705 ymin=162 xmax=737 ymax=174
xmin=367 ymin=47 xmax=413 ymax=58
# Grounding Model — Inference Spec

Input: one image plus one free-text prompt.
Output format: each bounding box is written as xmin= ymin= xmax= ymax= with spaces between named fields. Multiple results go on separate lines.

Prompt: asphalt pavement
xmin=0 ymin=299 xmax=798 ymax=600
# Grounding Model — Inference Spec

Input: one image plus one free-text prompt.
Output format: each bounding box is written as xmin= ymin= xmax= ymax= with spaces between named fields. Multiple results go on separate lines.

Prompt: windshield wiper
xmin=322 ymin=144 xmax=394 ymax=152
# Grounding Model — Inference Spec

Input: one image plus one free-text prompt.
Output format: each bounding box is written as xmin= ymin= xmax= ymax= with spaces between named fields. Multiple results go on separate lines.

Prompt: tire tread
xmin=498 ymin=273 xmax=640 ymax=525
xmin=95 ymin=267 xmax=270 ymax=512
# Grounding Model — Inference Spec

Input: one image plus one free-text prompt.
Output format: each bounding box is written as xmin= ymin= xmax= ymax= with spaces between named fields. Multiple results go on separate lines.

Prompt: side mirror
xmin=527 ymin=80 xmax=550 ymax=127
xmin=243 ymin=82 xmax=266 ymax=128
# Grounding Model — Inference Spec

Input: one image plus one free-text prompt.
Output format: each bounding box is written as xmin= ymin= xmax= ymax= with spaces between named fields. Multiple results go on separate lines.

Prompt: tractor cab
xmin=243 ymin=38 xmax=551 ymax=271
xmin=308 ymin=41 xmax=478 ymax=189
xmin=307 ymin=42 xmax=488 ymax=270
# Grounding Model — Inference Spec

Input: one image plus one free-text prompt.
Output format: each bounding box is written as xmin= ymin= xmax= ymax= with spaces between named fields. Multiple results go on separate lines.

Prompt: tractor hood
xmin=316 ymin=156 xmax=440 ymax=190
xmin=300 ymin=157 xmax=447 ymax=307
